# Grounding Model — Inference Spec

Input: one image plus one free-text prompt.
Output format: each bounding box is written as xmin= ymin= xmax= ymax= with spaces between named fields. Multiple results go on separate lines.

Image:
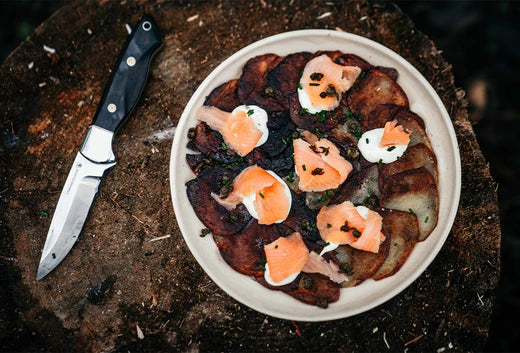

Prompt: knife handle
xmin=91 ymin=15 xmax=163 ymax=132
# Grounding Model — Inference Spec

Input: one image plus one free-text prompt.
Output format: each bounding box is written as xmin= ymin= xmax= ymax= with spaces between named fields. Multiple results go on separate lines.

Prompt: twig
xmin=404 ymin=334 xmax=424 ymax=346
xmin=383 ymin=332 xmax=390 ymax=349
xmin=291 ymin=321 xmax=302 ymax=337
xmin=148 ymin=235 xmax=171 ymax=242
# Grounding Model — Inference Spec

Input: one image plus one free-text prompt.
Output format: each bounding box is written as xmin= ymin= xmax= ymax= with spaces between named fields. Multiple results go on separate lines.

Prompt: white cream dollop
xmin=297 ymin=87 xmax=323 ymax=115
xmin=231 ymin=105 xmax=269 ymax=147
xmin=319 ymin=205 xmax=371 ymax=256
xmin=264 ymin=263 xmax=300 ymax=286
xmin=241 ymin=170 xmax=292 ymax=224
xmin=358 ymin=128 xmax=408 ymax=164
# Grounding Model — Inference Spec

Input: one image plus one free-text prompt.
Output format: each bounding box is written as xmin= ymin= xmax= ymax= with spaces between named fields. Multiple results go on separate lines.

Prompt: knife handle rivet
xmin=142 ymin=21 xmax=152 ymax=31
xmin=126 ymin=56 xmax=136 ymax=67
xmin=107 ymin=103 xmax=117 ymax=113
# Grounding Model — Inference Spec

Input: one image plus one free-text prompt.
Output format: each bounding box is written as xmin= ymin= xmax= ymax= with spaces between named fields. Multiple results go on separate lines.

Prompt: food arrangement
xmin=185 ymin=50 xmax=439 ymax=308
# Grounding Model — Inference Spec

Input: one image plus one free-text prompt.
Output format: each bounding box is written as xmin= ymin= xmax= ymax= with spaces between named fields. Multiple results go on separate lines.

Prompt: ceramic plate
xmin=170 ymin=30 xmax=461 ymax=321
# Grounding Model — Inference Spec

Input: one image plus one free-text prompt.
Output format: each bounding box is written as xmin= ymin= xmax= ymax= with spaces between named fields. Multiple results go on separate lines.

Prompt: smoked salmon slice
xmin=213 ymin=165 xmax=291 ymax=225
xmin=293 ymin=132 xmax=353 ymax=192
xmin=316 ymin=201 xmax=385 ymax=253
xmin=299 ymin=55 xmax=361 ymax=112
xmin=379 ymin=119 xmax=410 ymax=147
xmin=264 ymin=232 xmax=309 ymax=283
xmin=302 ymin=251 xmax=349 ymax=284
xmin=196 ymin=105 xmax=263 ymax=156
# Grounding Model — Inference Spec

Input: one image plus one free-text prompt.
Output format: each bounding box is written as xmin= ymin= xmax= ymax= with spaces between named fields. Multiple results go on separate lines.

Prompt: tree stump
xmin=0 ymin=1 xmax=500 ymax=351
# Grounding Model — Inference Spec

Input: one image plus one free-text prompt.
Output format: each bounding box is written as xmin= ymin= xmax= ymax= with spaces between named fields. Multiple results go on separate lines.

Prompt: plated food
xmin=170 ymin=30 xmax=460 ymax=321
xmin=184 ymin=48 xmax=439 ymax=308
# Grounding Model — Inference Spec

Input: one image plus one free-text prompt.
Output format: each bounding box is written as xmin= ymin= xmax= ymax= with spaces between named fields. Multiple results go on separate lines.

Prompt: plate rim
xmin=170 ymin=29 xmax=461 ymax=321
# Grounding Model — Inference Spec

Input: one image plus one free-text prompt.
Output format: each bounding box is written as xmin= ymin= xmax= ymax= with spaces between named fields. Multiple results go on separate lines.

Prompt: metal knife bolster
xmin=80 ymin=126 xmax=116 ymax=163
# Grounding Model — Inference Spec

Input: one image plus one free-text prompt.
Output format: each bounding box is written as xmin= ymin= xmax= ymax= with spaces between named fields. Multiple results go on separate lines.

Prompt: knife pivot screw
xmin=142 ymin=21 xmax=152 ymax=31
xmin=107 ymin=103 xmax=117 ymax=113
xmin=126 ymin=56 xmax=136 ymax=67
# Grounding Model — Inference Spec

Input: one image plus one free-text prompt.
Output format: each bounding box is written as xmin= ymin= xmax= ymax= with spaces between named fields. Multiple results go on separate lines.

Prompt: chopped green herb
xmin=297 ymin=82 xmax=303 ymax=89
xmin=424 ymin=216 xmax=429 ymax=223
xmin=302 ymin=164 xmax=307 ymax=171
xmin=409 ymin=208 xmax=415 ymax=215
xmin=259 ymin=263 xmax=266 ymax=271
xmin=387 ymin=146 xmax=396 ymax=152
xmin=221 ymin=142 xmax=227 ymax=150
xmin=370 ymin=177 xmax=376 ymax=182
xmin=309 ymin=83 xmax=320 ymax=86
xmin=331 ymin=115 xmax=338 ymax=120
xmin=259 ymin=192 xmax=265 ymax=199
xmin=366 ymin=138 xmax=369 ymax=144
xmin=320 ymin=195 xmax=327 ymax=202
xmin=367 ymin=187 xmax=373 ymax=195
xmin=317 ymin=115 xmax=327 ymax=122
xmin=237 ymin=157 xmax=244 ymax=162
xmin=301 ymin=107 xmax=309 ymax=114
xmin=205 ymin=95 xmax=209 ymax=100
xmin=247 ymin=109 xmax=254 ymax=116
xmin=394 ymin=243 xmax=398 ymax=246
xmin=311 ymin=222 xmax=316 ymax=229
xmin=327 ymin=224 xmax=332 ymax=228
xmin=405 ymin=130 xmax=411 ymax=134
xmin=39 ymin=211 xmax=49 ymax=217
xmin=396 ymin=156 xmax=401 ymax=161
xmin=403 ymin=149 xmax=409 ymax=154
xmin=379 ymin=159 xmax=383 ymax=163
xmin=353 ymin=106 xmax=358 ymax=110
xmin=326 ymin=190 xmax=333 ymax=196
xmin=222 ymin=180 xmax=231 ymax=186
xmin=360 ymin=72 xmax=366 ymax=79
xmin=324 ymin=242 xmax=330 ymax=247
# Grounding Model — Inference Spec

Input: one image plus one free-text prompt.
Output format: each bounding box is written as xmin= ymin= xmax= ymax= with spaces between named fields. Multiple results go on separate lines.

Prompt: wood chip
xmin=316 ymin=12 xmax=332 ymax=20
xmin=136 ymin=323 xmax=144 ymax=340
xmin=187 ymin=14 xmax=199 ymax=22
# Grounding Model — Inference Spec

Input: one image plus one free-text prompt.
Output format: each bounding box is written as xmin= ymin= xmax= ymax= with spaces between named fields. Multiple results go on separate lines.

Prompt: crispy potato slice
xmin=214 ymin=221 xmax=291 ymax=277
xmin=255 ymin=272 xmax=340 ymax=307
xmin=364 ymin=104 xmax=432 ymax=150
xmin=186 ymin=122 xmax=242 ymax=165
xmin=330 ymin=165 xmax=380 ymax=207
xmin=335 ymin=230 xmax=391 ymax=286
xmin=373 ymin=209 xmax=420 ymax=280
xmin=203 ymin=79 xmax=240 ymax=112
xmin=313 ymin=50 xmax=373 ymax=72
xmin=380 ymin=167 xmax=438 ymax=241
xmin=267 ymin=52 xmax=313 ymax=109
xmin=348 ymin=69 xmax=409 ymax=118
xmin=186 ymin=167 xmax=251 ymax=236
xmin=379 ymin=143 xmax=438 ymax=184
xmin=238 ymin=53 xmax=285 ymax=112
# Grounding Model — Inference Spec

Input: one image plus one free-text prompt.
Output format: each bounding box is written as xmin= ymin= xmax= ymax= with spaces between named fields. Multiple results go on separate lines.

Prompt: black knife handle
xmin=92 ymin=15 xmax=163 ymax=132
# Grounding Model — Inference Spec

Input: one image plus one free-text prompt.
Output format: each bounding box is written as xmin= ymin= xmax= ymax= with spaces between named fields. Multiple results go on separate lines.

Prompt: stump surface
xmin=0 ymin=1 xmax=500 ymax=351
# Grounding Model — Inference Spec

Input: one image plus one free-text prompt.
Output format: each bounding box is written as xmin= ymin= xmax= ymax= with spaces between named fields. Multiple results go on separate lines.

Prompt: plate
xmin=170 ymin=30 xmax=461 ymax=321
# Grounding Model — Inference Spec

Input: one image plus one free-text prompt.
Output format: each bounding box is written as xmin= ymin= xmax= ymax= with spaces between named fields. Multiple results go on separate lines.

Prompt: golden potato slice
xmin=347 ymin=69 xmax=408 ymax=118
xmin=373 ymin=209 xmax=420 ymax=280
xmin=379 ymin=143 xmax=438 ymax=184
xmin=380 ymin=167 xmax=438 ymax=241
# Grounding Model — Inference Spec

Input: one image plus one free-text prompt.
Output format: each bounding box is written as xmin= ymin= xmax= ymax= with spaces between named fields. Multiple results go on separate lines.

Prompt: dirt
xmin=0 ymin=0 xmax=500 ymax=351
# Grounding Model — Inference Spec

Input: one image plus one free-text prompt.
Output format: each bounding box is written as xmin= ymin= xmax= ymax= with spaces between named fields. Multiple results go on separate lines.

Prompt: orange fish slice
xmin=196 ymin=106 xmax=263 ymax=156
xmin=214 ymin=166 xmax=291 ymax=225
xmin=316 ymin=201 xmax=366 ymax=244
xmin=379 ymin=119 xmax=410 ymax=147
xmin=300 ymin=55 xmax=361 ymax=111
xmin=264 ymin=232 xmax=309 ymax=283
xmin=254 ymin=181 xmax=291 ymax=225
xmin=302 ymin=251 xmax=349 ymax=284
xmin=349 ymin=209 xmax=383 ymax=253
xmin=293 ymin=134 xmax=352 ymax=192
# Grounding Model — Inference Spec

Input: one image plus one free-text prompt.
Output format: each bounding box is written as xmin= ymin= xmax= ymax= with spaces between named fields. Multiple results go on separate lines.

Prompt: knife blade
xmin=37 ymin=15 xmax=163 ymax=280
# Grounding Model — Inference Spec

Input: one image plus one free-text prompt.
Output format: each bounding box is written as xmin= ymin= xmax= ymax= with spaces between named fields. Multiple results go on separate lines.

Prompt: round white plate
xmin=170 ymin=30 xmax=461 ymax=321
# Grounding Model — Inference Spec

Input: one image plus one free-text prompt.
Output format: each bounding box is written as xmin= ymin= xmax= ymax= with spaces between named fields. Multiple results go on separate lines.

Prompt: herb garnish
xmin=259 ymin=192 xmax=265 ymax=199
xmin=424 ymin=216 xmax=429 ymax=223
xmin=327 ymin=224 xmax=332 ymax=228
xmin=366 ymin=138 xmax=369 ymax=144
xmin=409 ymin=208 xmax=415 ymax=215
xmin=309 ymin=83 xmax=320 ymax=87
xmin=302 ymin=164 xmax=307 ymax=171
xmin=297 ymin=82 xmax=303 ymax=89
xmin=247 ymin=109 xmax=254 ymax=116
xmin=387 ymin=146 xmax=396 ymax=152
xmin=221 ymin=142 xmax=227 ymax=150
